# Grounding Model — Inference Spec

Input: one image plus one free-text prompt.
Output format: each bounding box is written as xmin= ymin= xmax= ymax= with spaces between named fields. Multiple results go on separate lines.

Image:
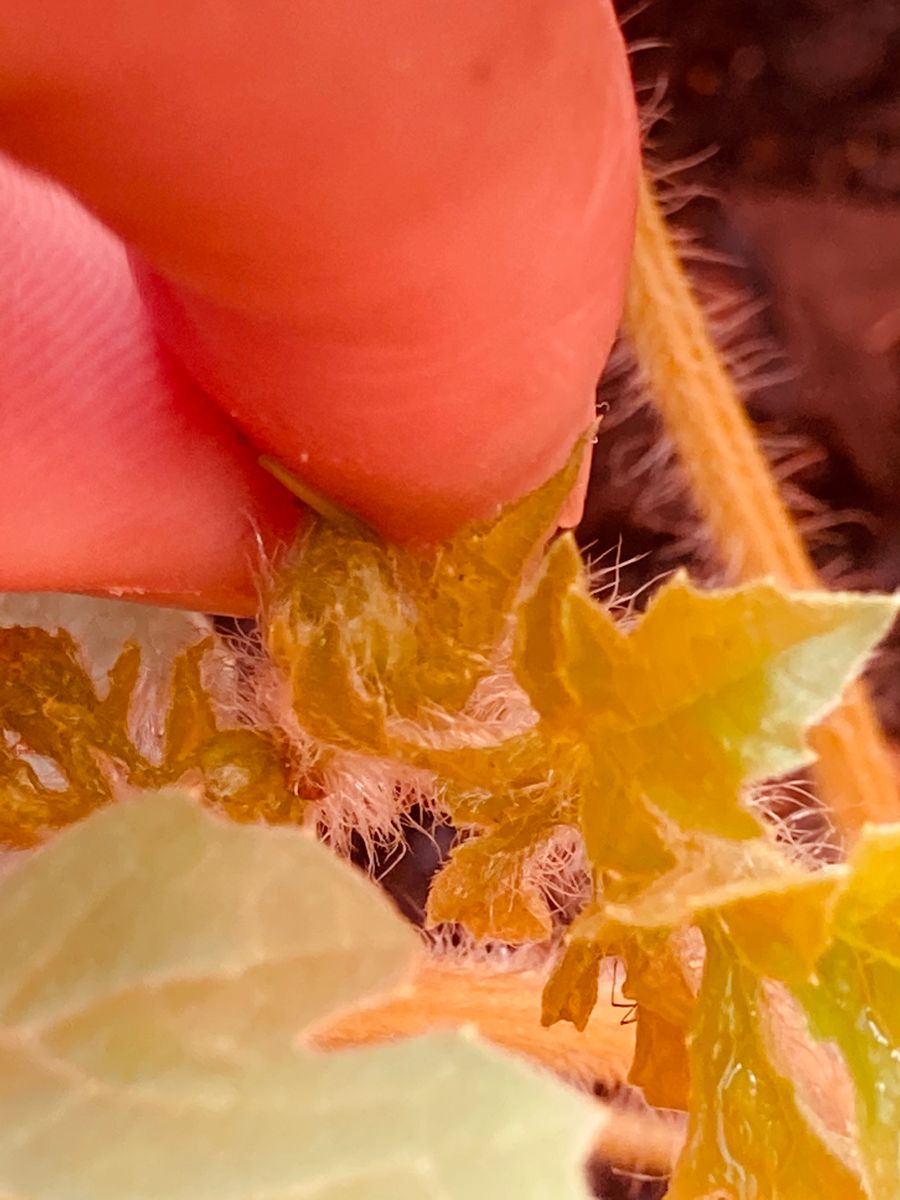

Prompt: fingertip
xmin=130 ymin=0 xmax=638 ymax=541
xmin=0 ymin=157 xmax=300 ymax=614
xmin=1 ymin=0 xmax=638 ymax=548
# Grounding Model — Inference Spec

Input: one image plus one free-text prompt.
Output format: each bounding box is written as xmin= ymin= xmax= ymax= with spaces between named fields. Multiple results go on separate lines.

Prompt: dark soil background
xmin=585 ymin=0 xmax=900 ymax=575
xmin=621 ymin=0 xmax=900 ymax=200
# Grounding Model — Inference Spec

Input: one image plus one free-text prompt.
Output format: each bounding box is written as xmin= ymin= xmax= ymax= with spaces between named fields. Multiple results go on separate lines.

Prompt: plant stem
xmin=313 ymin=961 xmax=634 ymax=1088
xmin=624 ymin=171 xmax=899 ymax=837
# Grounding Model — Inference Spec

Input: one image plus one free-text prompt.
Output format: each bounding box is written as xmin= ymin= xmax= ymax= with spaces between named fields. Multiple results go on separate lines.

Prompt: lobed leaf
xmin=267 ymin=454 xmax=896 ymax=991
xmin=517 ymin=552 xmax=898 ymax=848
xmin=4 ymin=460 xmax=899 ymax=1200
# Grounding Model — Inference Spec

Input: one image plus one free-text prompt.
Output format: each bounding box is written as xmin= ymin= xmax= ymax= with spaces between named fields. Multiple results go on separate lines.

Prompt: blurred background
xmin=577 ymin=0 xmax=900 ymax=746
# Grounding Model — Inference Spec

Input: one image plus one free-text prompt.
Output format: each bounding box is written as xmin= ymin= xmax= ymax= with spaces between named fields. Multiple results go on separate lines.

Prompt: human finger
xmin=1 ymin=0 xmax=639 ymax=542
xmin=0 ymin=156 xmax=298 ymax=615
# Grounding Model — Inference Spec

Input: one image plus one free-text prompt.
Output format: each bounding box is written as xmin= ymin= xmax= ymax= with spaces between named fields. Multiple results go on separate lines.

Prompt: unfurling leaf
xmin=426 ymin=830 xmax=554 ymax=943
xmin=630 ymin=1007 xmax=691 ymax=1113
xmin=542 ymin=829 xmax=833 ymax=1032
xmin=611 ymin=929 xmax=698 ymax=1111
xmin=157 ymin=639 xmax=303 ymax=824
xmin=544 ymin=906 xmax=701 ymax=1104
xmin=267 ymin=441 xmax=895 ymax=980
xmin=261 ymin=458 xmax=899 ymax=1199
xmin=541 ymin=938 xmax=605 ymax=1033
xmin=534 ymin=547 xmax=896 ymax=1032
xmin=608 ymin=857 xmax=863 ymax=1192
xmin=1 ymin=417 xmax=898 ymax=1200
xmin=2 ymin=448 xmax=899 ymax=1200
xmin=0 ymin=625 xmax=142 ymax=844
xmin=0 ymin=792 xmax=598 ymax=1200
xmin=586 ymin=825 xmax=900 ymax=1197
xmin=265 ymin=444 xmax=584 ymax=754
xmin=422 ymin=744 xmax=572 ymax=942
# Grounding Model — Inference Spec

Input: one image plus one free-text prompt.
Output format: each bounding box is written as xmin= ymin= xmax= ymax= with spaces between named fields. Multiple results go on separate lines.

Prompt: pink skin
xmin=0 ymin=0 xmax=639 ymax=614
xmin=0 ymin=159 xmax=296 ymax=615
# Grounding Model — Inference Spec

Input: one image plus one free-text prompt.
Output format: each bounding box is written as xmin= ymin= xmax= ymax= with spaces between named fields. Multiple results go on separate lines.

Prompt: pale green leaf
xmin=0 ymin=791 xmax=597 ymax=1200
xmin=0 ymin=790 xmax=415 ymax=1046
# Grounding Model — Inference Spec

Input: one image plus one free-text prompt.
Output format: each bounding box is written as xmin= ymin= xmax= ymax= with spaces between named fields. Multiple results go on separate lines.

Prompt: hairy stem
xmin=313 ymin=961 xmax=634 ymax=1087
xmin=313 ymin=962 xmax=678 ymax=1176
xmin=624 ymin=170 xmax=899 ymax=836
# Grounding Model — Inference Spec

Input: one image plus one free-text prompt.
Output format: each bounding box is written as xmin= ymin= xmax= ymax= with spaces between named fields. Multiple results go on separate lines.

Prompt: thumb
xmin=1 ymin=0 xmax=639 ymax=544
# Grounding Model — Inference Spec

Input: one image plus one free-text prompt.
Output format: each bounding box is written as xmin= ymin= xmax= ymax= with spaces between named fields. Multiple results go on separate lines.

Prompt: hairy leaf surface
xmin=266 ymin=448 xmax=583 ymax=753
xmin=802 ymin=827 xmax=900 ymax=1199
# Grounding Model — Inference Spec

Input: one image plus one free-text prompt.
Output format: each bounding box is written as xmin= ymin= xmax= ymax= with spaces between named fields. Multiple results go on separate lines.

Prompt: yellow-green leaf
xmin=0 ymin=792 xmax=598 ymax=1199
xmin=668 ymin=927 xmax=866 ymax=1200
xmin=599 ymin=836 xmax=836 ymax=944
xmin=716 ymin=869 xmax=844 ymax=990
xmin=514 ymin=535 xmax=586 ymax=726
xmin=803 ymin=826 xmax=900 ymax=1199
xmin=519 ymin=561 xmax=896 ymax=845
